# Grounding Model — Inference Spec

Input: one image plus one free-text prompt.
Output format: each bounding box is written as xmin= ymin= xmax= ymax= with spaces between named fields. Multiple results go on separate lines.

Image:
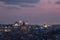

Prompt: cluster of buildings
xmin=0 ymin=19 xmax=60 ymax=40
xmin=0 ymin=19 xmax=29 ymax=32
xmin=0 ymin=19 xmax=49 ymax=32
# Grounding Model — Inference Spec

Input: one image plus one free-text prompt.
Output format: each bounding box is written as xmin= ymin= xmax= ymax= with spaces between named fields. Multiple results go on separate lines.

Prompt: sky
xmin=0 ymin=0 xmax=60 ymax=24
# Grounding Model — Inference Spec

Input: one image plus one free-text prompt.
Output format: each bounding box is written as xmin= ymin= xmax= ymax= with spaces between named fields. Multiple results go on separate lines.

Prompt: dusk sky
xmin=0 ymin=0 xmax=60 ymax=24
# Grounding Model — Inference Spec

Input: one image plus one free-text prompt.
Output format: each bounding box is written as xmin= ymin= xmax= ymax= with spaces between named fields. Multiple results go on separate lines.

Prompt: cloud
xmin=0 ymin=0 xmax=40 ymax=4
xmin=4 ymin=6 xmax=21 ymax=10
xmin=55 ymin=1 xmax=60 ymax=4
xmin=0 ymin=0 xmax=40 ymax=8
xmin=0 ymin=4 xmax=21 ymax=10
xmin=20 ymin=4 xmax=35 ymax=7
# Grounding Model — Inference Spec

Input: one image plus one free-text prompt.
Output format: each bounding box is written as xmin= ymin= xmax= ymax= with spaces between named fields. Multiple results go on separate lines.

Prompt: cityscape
xmin=0 ymin=19 xmax=60 ymax=40
xmin=0 ymin=0 xmax=60 ymax=40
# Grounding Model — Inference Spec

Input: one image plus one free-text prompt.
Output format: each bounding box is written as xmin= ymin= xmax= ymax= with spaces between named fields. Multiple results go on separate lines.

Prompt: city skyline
xmin=0 ymin=0 xmax=60 ymax=24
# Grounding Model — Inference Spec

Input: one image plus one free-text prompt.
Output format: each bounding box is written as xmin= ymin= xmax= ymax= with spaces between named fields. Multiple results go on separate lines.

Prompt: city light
xmin=5 ymin=26 xmax=7 ymax=28
xmin=21 ymin=26 xmax=27 ymax=31
xmin=4 ymin=29 xmax=8 ymax=32
xmin=14 ymin=23 xmax=19 ymax=26
xmin=4 ymin=29 xmax=11 ymax=32
xmin=13 ymin=21 xmax=20 ymax=27
xmin=43 ymin=24 xmax=49 ymax=28
xmin=25 ymin=22 xmax=29 ymax=25
xmin=0 ymin=19 xmax=60 ymax=40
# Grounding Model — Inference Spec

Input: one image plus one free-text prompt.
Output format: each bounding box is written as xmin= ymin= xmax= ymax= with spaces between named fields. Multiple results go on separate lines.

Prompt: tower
xmin=19 ymin=19 xmax=23 ymax=26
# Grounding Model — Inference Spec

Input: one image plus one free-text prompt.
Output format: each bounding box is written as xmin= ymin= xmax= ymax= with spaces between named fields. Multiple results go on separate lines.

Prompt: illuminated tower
xmin=19 ymin=19 xmax=23 ymax=26
xmin=19 ymin=19 xmax=23 ymax=23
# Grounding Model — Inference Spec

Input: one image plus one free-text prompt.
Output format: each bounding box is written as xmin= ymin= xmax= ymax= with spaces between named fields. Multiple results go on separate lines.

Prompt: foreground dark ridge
xmin=0 ymin=21 xmax=60 ymax=40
